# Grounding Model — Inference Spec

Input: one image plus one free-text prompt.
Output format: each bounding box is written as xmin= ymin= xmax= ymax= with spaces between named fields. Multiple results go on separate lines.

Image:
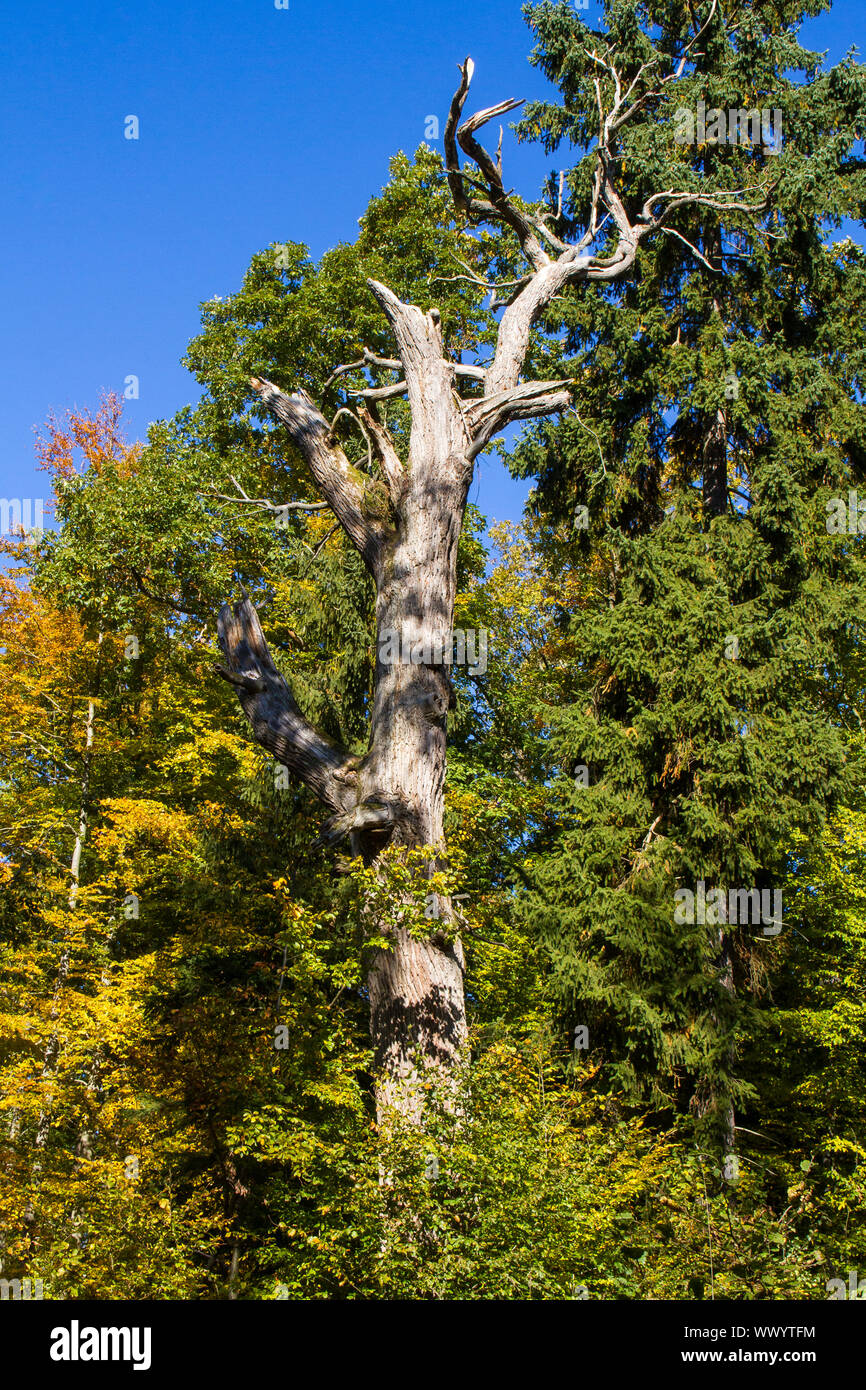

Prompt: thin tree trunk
xmin=702 ymin=403 xmax=729 ymax=518
xmin=692 ymin=926 xmax=738 ymax=1185
xmin=702 ymin=225 xmax=729 ymax=519
xmin=35 ymin=633 xmax=102 ymax=1150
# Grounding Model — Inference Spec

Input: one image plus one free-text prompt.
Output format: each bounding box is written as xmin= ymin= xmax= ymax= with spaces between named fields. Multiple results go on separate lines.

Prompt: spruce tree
xmin=506 ymin=0 xmax=866 ymax=1152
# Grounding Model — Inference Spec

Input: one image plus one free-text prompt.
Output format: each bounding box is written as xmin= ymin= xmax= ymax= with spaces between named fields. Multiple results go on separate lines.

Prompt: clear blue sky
xmin=1 ymin=0 xmax=862 ymax=531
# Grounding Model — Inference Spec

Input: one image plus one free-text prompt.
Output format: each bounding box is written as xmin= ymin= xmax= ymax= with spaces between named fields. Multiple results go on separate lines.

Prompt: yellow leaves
xmin=0 ymin=577 xmax=90 ymax=815
xmin=153 ymin=723 xmax=254 ymax=787
xmin=95 ymin=798 xmax=193 ymax=854
xmin=823 ymin=1136 xmax=866 ymax=1160
xmin=273 ymin=884 xmax=303 ymax=916
xmin=271 ymin=886 xmax=334 ymax=945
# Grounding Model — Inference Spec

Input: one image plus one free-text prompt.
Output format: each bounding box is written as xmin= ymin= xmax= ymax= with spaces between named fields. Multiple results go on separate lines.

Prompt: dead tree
xmin=217 ymin=34 xmax=767 ymax=1124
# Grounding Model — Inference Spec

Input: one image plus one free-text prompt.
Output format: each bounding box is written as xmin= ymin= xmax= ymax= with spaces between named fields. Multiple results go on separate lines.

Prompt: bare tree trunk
xmin=219 ymin=303 xmax=481 ymax=1123
xmin=215 ymin=48 xmax=768 ymax=1124
xmin=360 ymin=374 xmax=470 ymax=1122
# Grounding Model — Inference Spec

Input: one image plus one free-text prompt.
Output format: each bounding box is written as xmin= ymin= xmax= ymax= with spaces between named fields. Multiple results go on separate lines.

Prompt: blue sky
xmin=1 ymin=0 xmax=862 ymax=534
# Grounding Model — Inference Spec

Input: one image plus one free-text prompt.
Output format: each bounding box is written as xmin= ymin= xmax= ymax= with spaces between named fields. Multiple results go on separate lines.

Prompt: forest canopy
xmin=1 ymin=0 xmax=865 ymax=1302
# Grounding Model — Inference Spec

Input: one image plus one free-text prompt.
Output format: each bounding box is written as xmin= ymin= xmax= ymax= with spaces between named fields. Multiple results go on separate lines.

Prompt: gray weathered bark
xmin=216 ymin=47 xmax=770 ymax=1124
